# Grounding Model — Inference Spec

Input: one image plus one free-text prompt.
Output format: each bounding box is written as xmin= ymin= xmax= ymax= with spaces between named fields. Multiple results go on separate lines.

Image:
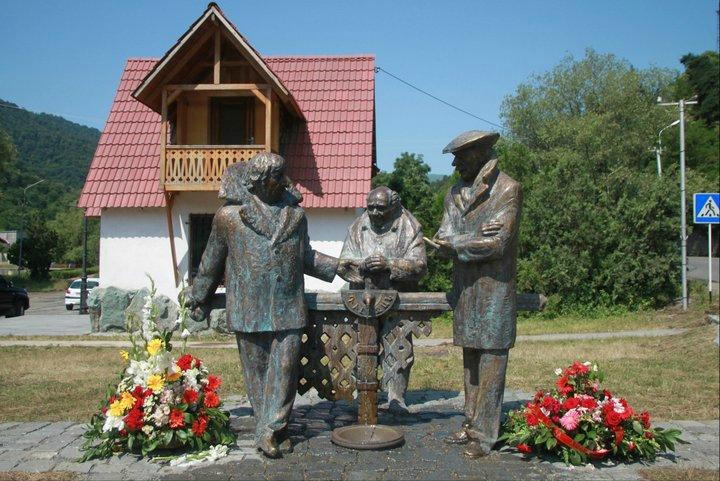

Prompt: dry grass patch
xmin=638 ymin=467 xmax=720 ymax=481
xmin=1 ymin=326 xmax=717 ymax=422
xmin=412 ymin=325 xmax=719 ymax=420
xmin=0 ymin=473 xmax=76 ymax=481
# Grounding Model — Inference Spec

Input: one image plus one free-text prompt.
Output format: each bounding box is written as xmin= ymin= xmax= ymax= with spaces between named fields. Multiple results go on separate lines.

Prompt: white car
xmin=65 ymin=278 xmax=100 ymax=310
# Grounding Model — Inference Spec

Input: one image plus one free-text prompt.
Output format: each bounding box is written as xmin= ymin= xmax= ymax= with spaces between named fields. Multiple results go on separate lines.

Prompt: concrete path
xmin=0 ymin=390 xmax=716 ymax=481
xmin=0 ymin=328 xmax=690 ymax=349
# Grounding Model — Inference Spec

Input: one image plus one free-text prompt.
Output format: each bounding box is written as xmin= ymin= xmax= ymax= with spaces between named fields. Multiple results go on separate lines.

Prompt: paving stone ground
xmin=0 ymin=390 xmax=717 ymax=481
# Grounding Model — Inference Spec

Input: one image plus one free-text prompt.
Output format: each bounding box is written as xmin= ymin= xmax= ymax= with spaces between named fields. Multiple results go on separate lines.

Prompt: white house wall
xmin=99 ymin=193 xmax=361 ymax=299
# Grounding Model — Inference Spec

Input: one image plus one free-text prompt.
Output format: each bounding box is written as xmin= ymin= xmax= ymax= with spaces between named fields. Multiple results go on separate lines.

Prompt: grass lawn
xmin=1 ymin=324 xmax=716 ymax=422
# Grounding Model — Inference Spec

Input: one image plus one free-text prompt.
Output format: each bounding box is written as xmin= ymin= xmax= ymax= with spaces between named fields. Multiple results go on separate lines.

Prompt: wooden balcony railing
xmin=162 ymin=145 xmax=266 ymax=191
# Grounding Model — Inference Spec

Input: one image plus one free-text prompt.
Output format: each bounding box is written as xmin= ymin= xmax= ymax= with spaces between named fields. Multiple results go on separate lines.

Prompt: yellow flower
xmin=166 ymin=367 xmax=182 ymax=382
xmin=119 ymin=391 xmax=135 ymax=411
xmin=147 ymin=374 xmax=164 ymax=393
xmin=108 ymin=400 xmax=124 ymax=417
xmin=147 ymin=339 xmax=164 ymax=356
xmin=120 ymin=350 xmax=129 ymax=362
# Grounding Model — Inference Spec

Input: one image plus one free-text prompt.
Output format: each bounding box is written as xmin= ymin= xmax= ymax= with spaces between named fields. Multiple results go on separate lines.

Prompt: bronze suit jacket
xmin=191 ymin=190 xmax=337 ymax=333
xmin=435 ymin=158 xmax=523 ymax=349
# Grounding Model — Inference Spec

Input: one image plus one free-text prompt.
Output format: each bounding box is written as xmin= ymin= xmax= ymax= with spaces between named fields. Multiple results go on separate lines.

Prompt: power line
xmin=375 ymin=66 xmax=508 ymax=132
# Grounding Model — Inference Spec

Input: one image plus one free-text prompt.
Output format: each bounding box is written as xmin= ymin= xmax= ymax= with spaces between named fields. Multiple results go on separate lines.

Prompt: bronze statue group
xmin=187 ymin=131 xmax=522 ymax=459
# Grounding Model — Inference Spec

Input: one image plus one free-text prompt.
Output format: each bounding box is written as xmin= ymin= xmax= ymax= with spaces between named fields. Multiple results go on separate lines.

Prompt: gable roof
xmin=78 ymin=55 xmax=375 ymax=216
xmin=133 ymin=3 xmax=302 ymax=118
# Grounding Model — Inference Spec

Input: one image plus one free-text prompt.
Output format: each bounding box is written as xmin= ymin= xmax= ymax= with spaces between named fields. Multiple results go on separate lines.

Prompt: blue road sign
xmin=694 ymin=193 xmax=720 ymax=224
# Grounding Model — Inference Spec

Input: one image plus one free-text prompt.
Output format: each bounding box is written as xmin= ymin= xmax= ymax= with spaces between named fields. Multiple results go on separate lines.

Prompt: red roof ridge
xmin=264 ymin=54 xmax=376 ymax=60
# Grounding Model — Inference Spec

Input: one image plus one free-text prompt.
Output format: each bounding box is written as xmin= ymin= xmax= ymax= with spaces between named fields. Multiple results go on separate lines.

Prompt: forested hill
xmin=0 ymin=99 xmax=100 ymax=189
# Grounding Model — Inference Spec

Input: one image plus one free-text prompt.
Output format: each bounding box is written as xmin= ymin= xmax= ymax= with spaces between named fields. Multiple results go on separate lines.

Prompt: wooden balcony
xmin=162 ymin=145 xmax=265 ymax=191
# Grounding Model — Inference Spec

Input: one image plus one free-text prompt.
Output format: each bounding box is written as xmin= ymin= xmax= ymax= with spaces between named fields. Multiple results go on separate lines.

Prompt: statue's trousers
xmin=462 ymin=348 xmax=508 ymax=447
xmin=235 ymin=329 xmax=302 ymax=443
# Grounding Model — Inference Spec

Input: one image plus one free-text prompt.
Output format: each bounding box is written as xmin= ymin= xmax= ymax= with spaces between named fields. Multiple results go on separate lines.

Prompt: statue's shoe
xmin=463 ymin=440 xmax=492 ymax=459
xmin=388 ymin=398 xmax=409 ymax=414
xmin=257 ymin=434 xmax=281 ymax=459
xmin=278 ymin=436 xmax=294 ymax=454
xmin=443 ymin=429 xmax=469 ymax=445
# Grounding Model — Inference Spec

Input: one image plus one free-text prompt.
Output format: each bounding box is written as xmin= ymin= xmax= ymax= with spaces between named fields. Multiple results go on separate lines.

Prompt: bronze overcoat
xmin=435 ymin=158 xmax=522 ymax=349
xmin=191 ymin=190 xmax=337 ymax=333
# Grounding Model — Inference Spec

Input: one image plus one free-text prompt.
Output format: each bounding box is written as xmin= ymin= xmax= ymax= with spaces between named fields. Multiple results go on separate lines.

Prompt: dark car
xmin=0 ymin=274 xmax=29 ymax=317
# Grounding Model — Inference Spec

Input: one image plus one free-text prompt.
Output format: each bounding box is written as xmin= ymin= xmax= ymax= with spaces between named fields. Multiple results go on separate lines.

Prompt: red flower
xmin=525 ymin=410 xmax=539 ymax=427
xmin=207 ymin=375 xmax=221 ymax=391
xmin=192 ymin=415 xmax=208 ymax=437
xmin=640 ymin=411 xmax=651 ymax=429
xmin=119 ymin=429 xmax=127 ymax=437
xmin=602 ymin=389 xmax=613 ymax=400
xmin=169 ymin=408 xmax=185 ymax=429
xmin=579 ymin=397 xmax=597 ymax=409
xmin=605 ymin=410 xmax=622 ymax=427
xmin=533 ymin=390 xmax=544 ymax=403
xmin=556 ymin=376 xmax=573 ymax=396
xmin=619 ymin=399 xmax=633 ymax=420
xmin=517 ymin=443 xmax=532 ymax=454
xmin=124 ymin=408 xmax=144 ymax=432
xmin=108 ymin=395 xmax=117 ymax=404
xmin=542 ymin=396 xmax=560 ymax=414
xmin=203 ymin=390 xmax=220 ymax=408
xmin=562 ymin=397 xmax=580 ymax=410
xmin=177 ymin=354 xmax=194 ymax=371
xmin=644 ymin=431 xmax=654 ymax=439
xmin=628 ymin=441 xmax=636 ymax=452
xmin=572 ymin=361 xmax=589 ymax=375
xmin=183 ymin=388 xmax=199 ymax=404
xmin=551 ymin=415 xmax=560 ymax=424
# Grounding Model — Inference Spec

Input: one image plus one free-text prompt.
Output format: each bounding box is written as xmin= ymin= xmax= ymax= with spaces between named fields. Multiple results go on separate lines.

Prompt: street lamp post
xmin=658 ymin=97 xmax=698 ymax=311
xmin=17 ymin=179 xmax=45 ymax=271
xmin=655 ymin=120 xmax=680 ymax=177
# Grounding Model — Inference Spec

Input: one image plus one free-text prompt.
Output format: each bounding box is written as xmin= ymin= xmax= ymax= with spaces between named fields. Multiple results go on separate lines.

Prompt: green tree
xmin=7 ymin=212 xmax=60 ymax=279
xmin=500 ymin=49 xmax=680 ymax=310
xmin=680 ymin=51 xmax=719 ymax=126
xmin=47 ymin=209 xmax=100 ymax=266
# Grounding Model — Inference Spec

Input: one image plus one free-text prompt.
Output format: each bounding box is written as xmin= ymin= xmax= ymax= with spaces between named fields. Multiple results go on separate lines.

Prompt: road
xmin=0 ymin=291 xmax=91 ymax=336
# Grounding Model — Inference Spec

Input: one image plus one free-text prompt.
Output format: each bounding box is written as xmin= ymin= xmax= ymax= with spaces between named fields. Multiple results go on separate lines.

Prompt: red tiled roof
xmin=78 ymin=55 xmax=375 ymax=215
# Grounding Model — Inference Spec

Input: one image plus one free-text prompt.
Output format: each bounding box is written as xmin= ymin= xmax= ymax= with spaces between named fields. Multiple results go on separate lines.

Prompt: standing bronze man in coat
xmin=432 ymin=131 xmax=522 ymax=458
xmin=188 ymin=153 xmax=337 ymax=458
xmin=337 ymin=186 xmax=427 ymax=410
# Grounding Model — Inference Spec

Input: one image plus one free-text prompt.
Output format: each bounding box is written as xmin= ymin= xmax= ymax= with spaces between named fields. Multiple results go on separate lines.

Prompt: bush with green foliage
xmin=7 ymin=213 xmax=60 ymax=279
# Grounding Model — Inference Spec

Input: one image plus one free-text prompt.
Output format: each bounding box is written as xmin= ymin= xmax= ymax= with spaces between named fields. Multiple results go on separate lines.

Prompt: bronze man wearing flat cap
xmin=432 ymin=131 xmax=522 ymax=458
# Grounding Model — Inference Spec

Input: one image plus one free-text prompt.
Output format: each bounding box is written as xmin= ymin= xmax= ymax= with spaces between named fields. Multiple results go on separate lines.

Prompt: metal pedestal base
xmin=331 ymin=424 xmax=404 ymax=450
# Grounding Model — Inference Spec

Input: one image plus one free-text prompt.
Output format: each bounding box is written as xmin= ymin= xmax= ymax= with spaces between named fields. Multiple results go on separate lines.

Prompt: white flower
xmin=181 ymin=328 xmax=191 ymax=339
xmin=207 ymin=444 xmax=229 ymax=460
xmin=127 ymin=359 xmax=152 ymax=386
xmin=142 ymin=425 xmax=154 ymax=435
xmin=554 ymin=368 xmax=563 ymax=376
xmin=592 ymin=364 xmax=598 ymax=372
xmin=184 ymin=368 xmax=200 ymax=390
xmin=583 ymin=361 xmax=591 ymax=366
xmin=102 ymin=415 xmax=124 ymax=433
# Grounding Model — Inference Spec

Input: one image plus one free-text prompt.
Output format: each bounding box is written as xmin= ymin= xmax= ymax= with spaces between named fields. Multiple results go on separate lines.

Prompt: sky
xmin=1 ymin=1 xmax=717 ymax=175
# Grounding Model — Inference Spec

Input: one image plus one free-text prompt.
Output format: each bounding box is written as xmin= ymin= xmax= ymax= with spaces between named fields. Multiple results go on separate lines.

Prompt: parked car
xmin=0 ymin=274 xmax=29 ymax=317
xmin=65 ymin=278 xmax=100 ymax=311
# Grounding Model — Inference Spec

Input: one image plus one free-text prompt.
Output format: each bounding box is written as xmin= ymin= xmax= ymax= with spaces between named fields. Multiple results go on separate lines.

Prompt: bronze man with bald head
xmin=338 ymin=186 xmax=427 ymax=409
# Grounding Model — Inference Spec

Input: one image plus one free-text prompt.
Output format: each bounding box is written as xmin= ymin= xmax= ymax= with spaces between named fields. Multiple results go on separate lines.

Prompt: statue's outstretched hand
xmin=338 ymin=259 xmax=364 ymax=284
xmin=434 ymin=239 xmax=456 ymax=260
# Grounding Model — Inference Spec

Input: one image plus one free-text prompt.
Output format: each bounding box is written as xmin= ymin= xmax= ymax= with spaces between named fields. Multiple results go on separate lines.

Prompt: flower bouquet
xmin=499 ymin=361 xmax=686 ymax=465
xmin=80 ymin=282 xmax=236 ymax=461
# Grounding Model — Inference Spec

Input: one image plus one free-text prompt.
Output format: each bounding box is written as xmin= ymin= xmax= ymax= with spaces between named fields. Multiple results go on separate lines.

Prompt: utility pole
xmin=656 ymin=120 xmax=680 ymax=177
xmin=658 ymin=98 xmax=698 ymax=310
xmin=79 ymin=212 xmax=88 ymax=315
xmin=17 ymin=179 xmax=45 ymax=271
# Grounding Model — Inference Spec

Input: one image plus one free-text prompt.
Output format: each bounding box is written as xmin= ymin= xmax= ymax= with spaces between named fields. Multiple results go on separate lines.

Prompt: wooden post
xmin=164 ymin=192 xmax=180 ymax=287
xmin=265 ymin=87 xmax=272 ymax=152
xmin=213 ymin=30 xmax=221 ymax=84
xmin=160 ymin=88 xmax=168 ymax=187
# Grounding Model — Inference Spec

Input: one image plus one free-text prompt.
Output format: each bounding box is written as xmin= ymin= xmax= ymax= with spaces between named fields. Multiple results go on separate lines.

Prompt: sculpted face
xmin=367 ymin=189 xmax=392 ymax=231
xmin=452 ymin=146 xmax=492 ymax=183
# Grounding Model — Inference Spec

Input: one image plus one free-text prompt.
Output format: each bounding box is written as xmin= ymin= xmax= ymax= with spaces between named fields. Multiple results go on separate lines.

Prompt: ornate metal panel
xmin=298 ymin=311 xmax=357 ymax=401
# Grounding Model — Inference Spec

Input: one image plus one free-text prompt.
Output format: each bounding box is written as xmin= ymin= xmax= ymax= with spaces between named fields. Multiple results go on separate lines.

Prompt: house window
xmin=210 ymin=97 xmax=255 ymax=145
xmin=189 ymin=214 xmax=215 ymax=280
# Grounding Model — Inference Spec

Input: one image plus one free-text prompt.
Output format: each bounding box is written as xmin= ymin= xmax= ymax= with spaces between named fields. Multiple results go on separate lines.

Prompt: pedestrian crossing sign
xmin=693 ymin=193 xmax=720 ymax=224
